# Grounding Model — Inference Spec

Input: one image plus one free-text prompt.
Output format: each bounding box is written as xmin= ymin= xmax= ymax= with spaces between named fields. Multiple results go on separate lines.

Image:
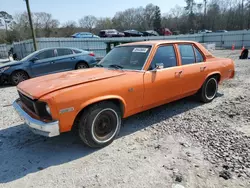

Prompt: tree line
xmin=0 ymin=0 xmax=250 ymax=44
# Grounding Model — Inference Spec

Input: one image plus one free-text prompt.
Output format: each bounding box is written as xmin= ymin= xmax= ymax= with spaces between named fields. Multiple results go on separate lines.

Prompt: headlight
xmin=45 ymin=104 xmax=51 ymax=115
xmin=0 ymin=66 xmax=10 ymax=73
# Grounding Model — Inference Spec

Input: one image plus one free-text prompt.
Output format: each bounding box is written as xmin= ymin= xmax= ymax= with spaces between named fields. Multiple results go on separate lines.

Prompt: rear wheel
xmin=199 ymin=77 xmax=218 ymax=103
xmin=11 ymin=71 xmax=29 ymax=86
xmin=78 ymin=102 xmax=121 ymax=148
xmin=76 ymin=62 xmax=88 ymax=69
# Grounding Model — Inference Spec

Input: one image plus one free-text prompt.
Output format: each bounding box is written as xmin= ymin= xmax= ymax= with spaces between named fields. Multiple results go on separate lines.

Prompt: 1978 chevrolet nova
xmin=13 ymin=41 xmax=235 ymax=148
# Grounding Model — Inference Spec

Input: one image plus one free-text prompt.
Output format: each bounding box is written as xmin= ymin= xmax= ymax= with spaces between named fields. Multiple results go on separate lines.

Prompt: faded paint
xmin=16 ymin=41 xmax=235 ymax=133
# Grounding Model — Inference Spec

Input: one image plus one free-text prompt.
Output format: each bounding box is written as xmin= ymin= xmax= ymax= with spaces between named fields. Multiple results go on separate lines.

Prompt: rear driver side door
xmin=53 ymin=48 xmax=77 ymax=72
xmin=178 ymin=44 xmax=208 ymax=95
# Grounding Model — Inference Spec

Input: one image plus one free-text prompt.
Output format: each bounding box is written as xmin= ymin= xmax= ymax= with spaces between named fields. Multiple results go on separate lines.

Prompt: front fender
xmin=78 ymin=95 xmax=127 ymax=116
xmin=4 ymin=64 xmax=31 ymax=77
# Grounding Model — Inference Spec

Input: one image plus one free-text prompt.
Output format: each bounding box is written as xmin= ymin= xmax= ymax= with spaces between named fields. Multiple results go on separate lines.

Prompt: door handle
xmin=71 ymin=57 xmax=76 ymax=60
xmin=50 ymin=62 xmax=54 ymax=64
xmin=175 ymin=71 xmax=183 ymax=77
xmin=175 ymin=71 xmax=183 ymax=74
xmin=200 ymin=66 xmax=206 ymax=71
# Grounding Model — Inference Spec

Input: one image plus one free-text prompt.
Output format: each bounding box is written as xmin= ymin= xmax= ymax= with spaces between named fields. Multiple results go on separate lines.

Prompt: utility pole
xmin=203 ymin=0 xmax=207 ymax=29
xmin=242 ymin=0 xmax=244 ymax=29
xmin=25 ymin=0 xmax=37 ymax=51
xmin=204 ymin=0 xmax=207 ymax=16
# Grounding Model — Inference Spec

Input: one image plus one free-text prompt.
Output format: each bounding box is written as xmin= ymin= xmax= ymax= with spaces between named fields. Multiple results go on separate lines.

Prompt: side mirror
xmin=152 ymin=63 xmax=164 ymax=71
xmin=30 ymin=57 xmax=39 ymax=62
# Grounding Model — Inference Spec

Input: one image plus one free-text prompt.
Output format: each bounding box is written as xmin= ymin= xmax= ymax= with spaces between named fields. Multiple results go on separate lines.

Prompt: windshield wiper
xmin=108 ymin=64 xmax=124 ymax=69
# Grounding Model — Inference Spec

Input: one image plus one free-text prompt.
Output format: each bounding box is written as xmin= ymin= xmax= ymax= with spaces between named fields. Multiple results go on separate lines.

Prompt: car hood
xmin=0 ymin=60 xmax=22 ymax=68
xmin=17 ymin=68 xmax=125 ymax=99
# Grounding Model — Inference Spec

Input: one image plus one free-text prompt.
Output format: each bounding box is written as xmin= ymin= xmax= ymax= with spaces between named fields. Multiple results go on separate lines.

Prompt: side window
xmin=178 ymin=44 xmax=195 ymax=65
xmin=149 ymin=45 xmax=177 ymax=70
xmin=194 ymin=47 xmax=204 ymax=63
xmin=57 ymin=49 xmax=73 ymax=56
xmin=73 ymin=49 xmax=82 ymax=54
xmin=36 ymin=49 xmax=55 ymax=60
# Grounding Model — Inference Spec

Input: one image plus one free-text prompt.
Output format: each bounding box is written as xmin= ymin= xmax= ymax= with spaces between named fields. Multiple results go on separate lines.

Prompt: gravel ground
xmin=0 ymin=50 xmax=250 ymax=188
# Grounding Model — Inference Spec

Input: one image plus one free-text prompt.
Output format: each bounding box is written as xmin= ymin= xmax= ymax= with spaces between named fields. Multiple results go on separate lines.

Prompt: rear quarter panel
xmin=77 ymin=54 xmax=97 ymax=67
xmin=206 ymin=57 xmax=235 ymax=83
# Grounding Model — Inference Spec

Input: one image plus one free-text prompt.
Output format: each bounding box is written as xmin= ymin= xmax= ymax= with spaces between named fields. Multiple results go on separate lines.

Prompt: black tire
xmin=76 ymin=62 xmax=89 ymax=69
xmin=11 ymin=70 xmax=29 ymax=86
xmin=199 ymin=77 xmax=218 ymax=103
xmin=78 ymin=101 xmax=121 ymax=148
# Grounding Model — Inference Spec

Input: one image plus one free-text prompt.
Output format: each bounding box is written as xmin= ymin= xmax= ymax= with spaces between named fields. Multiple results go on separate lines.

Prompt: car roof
xmin=119 ymin=40 xmax=213 ymax=58
xmin=119 ymin=40 xmax=199 ymax=46
xmin=38 ymin=47 xmax=84 ymax=52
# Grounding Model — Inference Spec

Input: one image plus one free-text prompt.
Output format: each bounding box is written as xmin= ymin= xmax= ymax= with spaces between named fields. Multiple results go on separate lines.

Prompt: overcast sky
xmin=0 ymin=0 xmax=196 ymax=23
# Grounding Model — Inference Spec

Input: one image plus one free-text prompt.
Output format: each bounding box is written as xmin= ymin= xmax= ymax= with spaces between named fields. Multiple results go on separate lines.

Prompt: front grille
xmin=18 ymin=91 xmax=52 ymax=121
xmin=18 ymin=91 xmax=36 ymax=113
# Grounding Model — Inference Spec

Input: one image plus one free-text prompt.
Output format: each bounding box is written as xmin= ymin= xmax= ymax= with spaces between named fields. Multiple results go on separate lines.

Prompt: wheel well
xmin=75 ymin=61 xmax=89 ymax=69
xmin=11 ymin=70 xmax=30 ymax=78
xmin=72 ymin=99 xmax=124 ymax=130
xmin=208 ymin=73 xmax=221 ymax=82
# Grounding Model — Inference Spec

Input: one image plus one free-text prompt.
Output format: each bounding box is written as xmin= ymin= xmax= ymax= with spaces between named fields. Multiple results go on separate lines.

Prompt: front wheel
xmin=78 ymin=102 xmax=121 ymax=148
xmin=198 ymin=77 xmax=218 ymax=103
xmin=11 ymin=71 xmax=29 ymax=86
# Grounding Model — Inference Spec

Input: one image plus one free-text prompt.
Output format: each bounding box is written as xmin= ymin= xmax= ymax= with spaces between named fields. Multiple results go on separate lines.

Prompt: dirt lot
xmin=0 ymin=50 xmax=250 ymax=188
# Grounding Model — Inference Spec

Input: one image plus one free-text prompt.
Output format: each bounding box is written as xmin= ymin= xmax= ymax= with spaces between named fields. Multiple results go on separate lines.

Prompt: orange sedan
xmin=13 ymin=41 xmax=235 ymax=148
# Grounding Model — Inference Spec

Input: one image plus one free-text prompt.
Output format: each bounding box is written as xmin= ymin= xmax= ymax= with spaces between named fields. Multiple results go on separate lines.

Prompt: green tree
xmin=95 ymin=17 xmax=113 ymax=30
xmin=185 ymin=0 xmax=196 ymax=30
xmin=153 ymin=6 xmax=162 ymax=31
xmin=79 ymin=15 xmax=97 ymax=32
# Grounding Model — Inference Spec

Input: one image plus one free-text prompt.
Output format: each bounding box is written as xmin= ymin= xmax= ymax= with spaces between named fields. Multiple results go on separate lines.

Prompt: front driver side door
xmin=31 ymin=49 xmax=56 ymax=77
xmin=143 ymin=45 xmax=184 ymax=110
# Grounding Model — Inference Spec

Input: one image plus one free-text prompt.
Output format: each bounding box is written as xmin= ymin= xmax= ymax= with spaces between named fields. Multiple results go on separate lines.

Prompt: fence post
xmin=242 ymin=32 xmax=244 ymax=48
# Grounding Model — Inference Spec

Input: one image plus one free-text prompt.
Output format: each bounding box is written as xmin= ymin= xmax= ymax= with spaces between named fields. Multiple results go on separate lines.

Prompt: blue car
xmin=0 ymin=47 xmax=97 ymax=85
xmin=71 ymin=32 xmax=100 ymax=38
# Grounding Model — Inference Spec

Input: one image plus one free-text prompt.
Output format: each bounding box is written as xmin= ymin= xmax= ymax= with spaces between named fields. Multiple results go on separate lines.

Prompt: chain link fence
xmin=0 ymin=44 xmax=8 ymax=58
xmin=0 ymin=30 xmax=249 ymax=59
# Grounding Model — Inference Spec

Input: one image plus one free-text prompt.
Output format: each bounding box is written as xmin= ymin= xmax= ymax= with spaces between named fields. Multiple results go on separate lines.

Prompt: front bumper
xmin=13 ymin=100 xmax=60 ymax=137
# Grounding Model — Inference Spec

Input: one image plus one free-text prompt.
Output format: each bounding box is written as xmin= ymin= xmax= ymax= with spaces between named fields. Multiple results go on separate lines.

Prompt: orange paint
xmin=17 ymin=41 xmax=235 ymax=133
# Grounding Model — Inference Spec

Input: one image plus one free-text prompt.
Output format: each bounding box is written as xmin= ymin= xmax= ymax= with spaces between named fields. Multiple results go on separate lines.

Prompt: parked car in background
xmin=0 ymin=47 xmax=96 ymax=85
xmin=142 ymin=30 xmax=159 ymax=36
xmin=198 ymin=29 xmax=212 ymax=34
xmin=71 ymin=32 xmax=100 ymax=38
xmin=157 ymin=28 xmax=172 ymax=36
xmin=124 ymin=30 xmax=143 ymax=37
xmin=13 ymin=40 xmax=234 ymax=148
xmin=215 ymin=30 xmax=228 ymax=33
xmin=99 ymin=29 xmax=125 ymax=37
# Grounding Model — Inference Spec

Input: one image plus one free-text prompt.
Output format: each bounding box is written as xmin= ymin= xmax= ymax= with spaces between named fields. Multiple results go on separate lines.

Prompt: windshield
xmin=98 ymin=45 xmax=151 ymax=70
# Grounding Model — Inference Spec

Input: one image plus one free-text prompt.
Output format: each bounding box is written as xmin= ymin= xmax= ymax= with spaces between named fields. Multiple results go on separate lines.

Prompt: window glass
xmin=178 ymin=44 xmax=195 ymax=65
xmin=73 ymin=49 xmax=82 ymax=54
xmin=36 ymin=49 xmax=55 ymax=60
xmin=149 ymin=45 xmax=177 ymax=70
xmin=194 ymin=47 xmax=204 ymax=62
xmin=57 ymin=49 xmax=73 ymax=56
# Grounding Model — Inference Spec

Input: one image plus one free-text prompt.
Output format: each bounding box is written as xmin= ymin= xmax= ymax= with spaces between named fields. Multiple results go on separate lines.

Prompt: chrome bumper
xmin=13 ymin=101 xmax=60 ymax=137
